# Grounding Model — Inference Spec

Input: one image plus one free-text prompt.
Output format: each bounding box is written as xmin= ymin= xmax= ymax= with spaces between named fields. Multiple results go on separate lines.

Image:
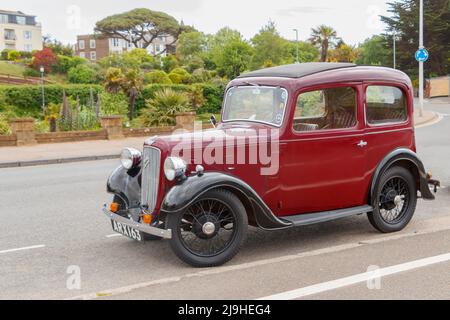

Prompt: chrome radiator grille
xmin=141 ymin=147 xmax=161 ymax=213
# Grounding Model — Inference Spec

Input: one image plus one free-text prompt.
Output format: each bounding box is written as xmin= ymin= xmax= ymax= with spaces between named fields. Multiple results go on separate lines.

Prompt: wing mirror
xmin=210 ymin=115 xmax=217 ymax=128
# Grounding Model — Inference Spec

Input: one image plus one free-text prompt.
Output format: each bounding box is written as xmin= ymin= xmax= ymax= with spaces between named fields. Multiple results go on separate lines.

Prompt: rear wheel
xmin=167 ymin=189 xmax=248 ymax=268
xmin=368 ymin=166 xmax=417 ymax=233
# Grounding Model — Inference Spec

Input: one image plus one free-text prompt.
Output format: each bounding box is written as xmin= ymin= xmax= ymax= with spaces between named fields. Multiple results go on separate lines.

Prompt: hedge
xmin=0 ymin=83 xmax=225 ymax=117
xmin=0 ymin=84 xmax=104 ymax=117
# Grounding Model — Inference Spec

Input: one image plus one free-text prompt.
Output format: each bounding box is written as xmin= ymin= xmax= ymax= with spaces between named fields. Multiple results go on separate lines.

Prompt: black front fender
xmin=107 ymin=166 xmax=142 ymax=209
xmin=161 ymin=172 xmax=291 ymax=230
xmin=370 ymin=148 xmax=435 ymax=202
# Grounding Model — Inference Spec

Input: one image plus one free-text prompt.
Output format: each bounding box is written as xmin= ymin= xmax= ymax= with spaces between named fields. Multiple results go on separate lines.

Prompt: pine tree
xmin=381 ymin=0 xmax=450 ymax=78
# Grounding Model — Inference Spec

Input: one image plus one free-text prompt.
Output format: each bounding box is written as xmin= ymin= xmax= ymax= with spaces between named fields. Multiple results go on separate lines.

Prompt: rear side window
xmin=293 ymin=87 xmax=357 ymax=132
xmin=366 ymin=86 xmax=407 ymax=125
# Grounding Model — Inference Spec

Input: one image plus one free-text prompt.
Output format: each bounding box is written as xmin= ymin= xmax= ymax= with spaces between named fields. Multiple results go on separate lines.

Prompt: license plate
xmin=111 ymin=220 xmax=142 ymax=241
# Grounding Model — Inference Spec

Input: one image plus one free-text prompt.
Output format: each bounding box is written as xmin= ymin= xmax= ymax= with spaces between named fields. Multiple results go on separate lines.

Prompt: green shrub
xmin=135 ymin=88 xmax=191 ymax=127
xmin=169 ymin=67 xmax=193 ymax=84
xmin=23 ymin=67 xmax=40 ymax=77
xmin=0 ymin=85 xmax=104 ymax=117
xmin=195 ymin=83 xmax=225 ymax=114
xmin=99 ymin=92 xmax=129 ymax=116
xmin=168 ymin=72 xmax=183 ymax=84
xmin=67 ymin=64 xmax=99 ymax=84
xmin=7 ymin=50 xmax=21 ymax=61
xmin=144 ymin=70 xmax=172 ymax=84
xmin=54 ymin=55 xmax=86 ymax=74
xmin=0 ymin=114 xmax=10 ymax=135
xmin=1 ymin=49 xmax=10 ymax=60
xmin=137 ymin=83 xmax=224 ymax=115
xmin=192 ymin=68 xmax=211 ymax=83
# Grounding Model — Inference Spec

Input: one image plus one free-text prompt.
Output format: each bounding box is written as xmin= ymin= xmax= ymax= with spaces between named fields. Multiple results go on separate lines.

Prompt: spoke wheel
xmin=368 ymin=166 xmax=417 ymax=233
xmin=167 ymin=189 xmax=248 ymax=268
xmin=180 ymin=199 xmax=237 ymax=257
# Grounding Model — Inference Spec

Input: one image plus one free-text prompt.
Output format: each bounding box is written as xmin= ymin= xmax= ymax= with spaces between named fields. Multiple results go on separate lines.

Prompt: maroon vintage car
xmin=103 ymin=63 xmax=438 ymax=267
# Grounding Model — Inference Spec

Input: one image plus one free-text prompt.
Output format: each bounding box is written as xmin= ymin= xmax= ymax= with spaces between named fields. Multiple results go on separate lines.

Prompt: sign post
xmin=418 ymin=0 xmax=425 ymax=117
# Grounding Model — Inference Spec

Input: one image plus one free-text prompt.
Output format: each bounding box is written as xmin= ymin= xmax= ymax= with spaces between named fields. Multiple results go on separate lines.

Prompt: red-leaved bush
xmin=32 ymin=47 xmax=57 ymax=73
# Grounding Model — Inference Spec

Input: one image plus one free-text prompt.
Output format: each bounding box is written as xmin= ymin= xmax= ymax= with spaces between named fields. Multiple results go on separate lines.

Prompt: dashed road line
xmin=106 ymin=234 xmax=123 ymax=238
xmin=0 ymin=245 xmax=46 ymax=255
xmin=258 ymin=252 xmax=450 ymax=300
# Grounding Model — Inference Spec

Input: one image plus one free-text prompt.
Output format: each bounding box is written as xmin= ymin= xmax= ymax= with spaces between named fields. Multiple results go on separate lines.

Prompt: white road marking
xmin=67 ymin=220 xmax=450 ymax=300
xmin=106 ymin=234 xmax=122 ymax=238
xmin=0 ymin=245 xmax=46 ymax=255
xmin=258 ymin=252 xmax=450 ymax=300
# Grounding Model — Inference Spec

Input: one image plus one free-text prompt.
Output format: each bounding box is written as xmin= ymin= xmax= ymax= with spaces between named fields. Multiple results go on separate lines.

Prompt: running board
xmin=281 ymin=205 xmax=373 ymax=227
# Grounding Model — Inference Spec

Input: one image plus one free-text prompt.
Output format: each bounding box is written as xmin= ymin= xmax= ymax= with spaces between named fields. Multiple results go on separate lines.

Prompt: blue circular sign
xmin=415 ymin=48 xmax=429 ymax=62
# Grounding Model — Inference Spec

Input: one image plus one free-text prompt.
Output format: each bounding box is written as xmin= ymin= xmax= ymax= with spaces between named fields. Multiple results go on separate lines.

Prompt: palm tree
xmin=309 ymin=25 xmax=339 ymax=62
xmin=121 ymin=69 xmax=144 ymax=121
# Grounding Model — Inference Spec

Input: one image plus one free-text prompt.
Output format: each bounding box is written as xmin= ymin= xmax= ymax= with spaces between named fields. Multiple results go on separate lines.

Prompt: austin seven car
xmin=103 ymin=63 xmax=439 ymax=267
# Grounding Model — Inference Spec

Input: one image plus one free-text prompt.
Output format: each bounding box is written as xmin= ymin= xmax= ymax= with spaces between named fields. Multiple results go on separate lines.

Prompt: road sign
xmin=415 ymin=47 xmax=429 ymax=62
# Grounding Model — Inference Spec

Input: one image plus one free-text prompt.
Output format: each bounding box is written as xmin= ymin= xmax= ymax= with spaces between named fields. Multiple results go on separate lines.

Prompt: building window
xmin=366 ymin=86 xmax=407 ymax=125
xmin=293 ymin=87 xmax=357 ymax=132
xmin=79 ymin=52 xmax=85 ymax=59
xmin=0 ymin=14 xmax=7 ymax=24
xmin=24 ymin=30 xmax=32 ymax=40
xmin=78 ymin=40 xmax=85 ymax=50
xmin=4 ymin=29 xmax=16 ymax=40
xmin=90 ymin=51 xmax=97 ymax=61
xmin=156 ymin=44 xmax=161 ymax=52
xmin=24 ymin=44 xmax=33 ymax=52
xmin=16 ymin=16 xmax=26 ymax=25
xmin=90 ymin=39 xmax=96 ymax=49
xmin=112 ymin=38 xmax=120 ymax=47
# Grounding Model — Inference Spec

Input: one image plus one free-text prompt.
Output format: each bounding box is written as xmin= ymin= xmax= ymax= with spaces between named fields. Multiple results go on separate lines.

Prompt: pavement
xmin=0 ymin=97 xmax=446 ymax=168
xmin=0 ymin=97 xmax=449 ymax=300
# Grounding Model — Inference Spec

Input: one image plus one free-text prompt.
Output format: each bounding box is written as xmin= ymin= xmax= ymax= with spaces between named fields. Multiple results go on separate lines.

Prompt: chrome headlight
xmin=164 ymin=157 xmax=186 ymax=181
xmin=120 ymin=148 xmax=142 ymax=170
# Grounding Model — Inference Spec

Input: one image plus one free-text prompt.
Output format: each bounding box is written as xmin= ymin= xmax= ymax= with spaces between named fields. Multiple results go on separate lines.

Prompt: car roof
xmin=238 ymin=62 xmax=357 ymax=79
xmin=230 ymin=64 xmax=412 ymax=90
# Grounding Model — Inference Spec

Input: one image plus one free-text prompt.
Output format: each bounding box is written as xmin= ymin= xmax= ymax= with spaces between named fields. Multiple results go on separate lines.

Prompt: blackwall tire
xmin=368 ymin=166 xmax=417 ymax=233
xmin=167 ymin=189 xmax=248 ymax=268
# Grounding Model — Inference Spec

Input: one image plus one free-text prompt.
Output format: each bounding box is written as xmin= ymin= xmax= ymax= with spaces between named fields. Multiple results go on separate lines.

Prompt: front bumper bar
xmin=102 ymin=205 xmax=172 ymax=239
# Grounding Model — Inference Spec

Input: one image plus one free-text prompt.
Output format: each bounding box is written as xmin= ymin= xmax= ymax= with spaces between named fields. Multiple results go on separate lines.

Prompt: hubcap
xmin=379 ymin=176 xmax=410 ymax=224
xmin=179 ymin=199 xmax=237 ymax=257
xmin=202 ymin=222 xmax=216 ymax=236
xmin=394 ymin=195 xmax=403 ymax=206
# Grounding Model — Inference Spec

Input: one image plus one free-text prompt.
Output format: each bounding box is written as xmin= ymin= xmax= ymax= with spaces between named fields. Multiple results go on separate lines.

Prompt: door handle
xmin=357 ymin=140 xmax=368 ymax=148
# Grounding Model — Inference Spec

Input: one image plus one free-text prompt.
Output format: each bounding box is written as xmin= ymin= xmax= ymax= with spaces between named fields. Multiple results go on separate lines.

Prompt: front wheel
xmin=166 ymin=189 xmax=248 ymax=268
xmin=368 ymin=166 xmax=417 ymax=233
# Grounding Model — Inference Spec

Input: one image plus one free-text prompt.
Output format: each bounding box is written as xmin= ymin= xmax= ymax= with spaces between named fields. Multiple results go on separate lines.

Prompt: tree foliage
xmin=251 ymin=21 xmax=291 ymax=68
xmin=32 ymin=48 xmax=58 ymax=73
xmin=95 ymin=8 xmax=184 ymax=54
xmin=381 ymin=0 xmax=450 ymax=77
xmin=356 ymin=35 xmax=390 ymax=66
xmin=328 ymin=43 xmax=360 ymax=63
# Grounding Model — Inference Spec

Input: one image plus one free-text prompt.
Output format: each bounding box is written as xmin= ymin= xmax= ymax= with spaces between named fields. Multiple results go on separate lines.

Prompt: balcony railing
xmin=4 ymin=34 xmax=16 ymax=41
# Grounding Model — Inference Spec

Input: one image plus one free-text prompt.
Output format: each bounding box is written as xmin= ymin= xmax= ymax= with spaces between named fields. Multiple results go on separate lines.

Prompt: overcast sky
xmin=4 ymin=0 xmax=392 ymax=45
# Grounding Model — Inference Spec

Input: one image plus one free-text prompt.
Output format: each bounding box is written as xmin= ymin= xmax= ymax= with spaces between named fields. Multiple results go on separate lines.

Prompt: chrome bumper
xmin=102 ymin=205 xmax=172 ymax=239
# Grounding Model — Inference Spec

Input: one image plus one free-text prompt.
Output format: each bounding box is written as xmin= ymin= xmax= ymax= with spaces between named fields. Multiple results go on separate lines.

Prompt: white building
xmin=0 ymin=10 xmax=42 ymax=52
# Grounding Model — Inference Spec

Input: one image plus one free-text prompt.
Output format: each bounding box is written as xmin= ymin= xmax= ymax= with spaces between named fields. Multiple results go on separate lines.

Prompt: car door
xmin=277 ymin=83 xmax=368 ymax=216
xmin=362 ymin=82 xmax=415 ymax=192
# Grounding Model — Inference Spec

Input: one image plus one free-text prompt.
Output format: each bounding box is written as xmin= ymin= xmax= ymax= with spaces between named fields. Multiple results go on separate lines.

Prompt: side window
xmin=366 ymin=86 xmax=407 ymax=125
xmin=293 ymin=87 xmax=357 ymax=132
